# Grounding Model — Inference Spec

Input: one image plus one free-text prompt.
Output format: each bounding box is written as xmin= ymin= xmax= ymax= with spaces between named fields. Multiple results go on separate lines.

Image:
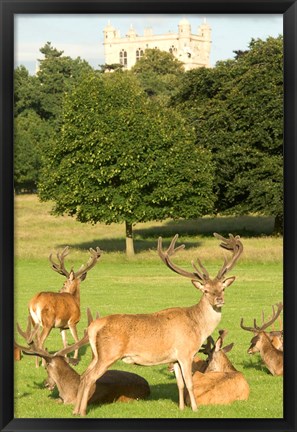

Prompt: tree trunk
xmin=125 ymin=221 xmax=135 ymax=257
xmin=273 ymin=214 xmax=283 ymax=236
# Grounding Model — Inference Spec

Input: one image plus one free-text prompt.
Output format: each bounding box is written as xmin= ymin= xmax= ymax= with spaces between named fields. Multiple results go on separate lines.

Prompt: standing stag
xmin=73 ymin=233 xmax=243 ymax=416
xmin=15 ymin=312 xmax=150 ymax=405
xmin=28 ymin=246 xmax=102 ymax=366
xmin=240 ymin=302 xmax=283 ymax=376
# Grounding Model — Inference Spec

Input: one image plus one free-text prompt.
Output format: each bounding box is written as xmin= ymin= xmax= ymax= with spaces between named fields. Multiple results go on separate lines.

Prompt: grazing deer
xmin=240 ymin=302 xmax=283 ymax=376
xmin=73 ymin=233 xmax=243 ymax=416
xmin=28 ymin=246 xmax=102 ymax=366
xmin=15 ymin=314 xmax=150 ymax=406
xmin=184 ymin=330 xmax=249 ymax=406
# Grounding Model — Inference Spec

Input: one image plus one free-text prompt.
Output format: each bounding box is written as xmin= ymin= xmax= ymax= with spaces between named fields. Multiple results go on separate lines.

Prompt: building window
xmin=119 ymin=50 xmax=127 ymax=66
xmin=136 ymin=49 xmax=144 ymax=62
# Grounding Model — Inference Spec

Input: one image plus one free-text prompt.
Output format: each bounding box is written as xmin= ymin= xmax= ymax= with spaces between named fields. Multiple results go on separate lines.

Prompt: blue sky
xmin=14 ymin=14 xmax=283 ymax=74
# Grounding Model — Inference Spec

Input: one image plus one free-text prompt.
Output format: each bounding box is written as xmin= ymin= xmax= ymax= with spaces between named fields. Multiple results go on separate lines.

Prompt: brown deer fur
xmin=15 ymin=318 xmax=150 ymax=406
xmin=14 ymin=344 xmax=22 ymax=361
xmin=241 ymin=303 xmax=283 ymax=376
xmin=28 ymin=247 xmax=102 ymax=365
xmin=44 ymin=356 xmax=150 ymax=405
xmin=73 ymin=233 xmax=243 ymax=416
xmin=247 ymin=332 xmax=283 ymax=376
xmin=185 ymin=331 xmax=249 ymax=406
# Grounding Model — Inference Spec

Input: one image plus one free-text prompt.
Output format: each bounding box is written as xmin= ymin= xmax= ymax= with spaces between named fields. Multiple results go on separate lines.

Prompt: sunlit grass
xmin=14 ymin=194 xmax=283 ymax=419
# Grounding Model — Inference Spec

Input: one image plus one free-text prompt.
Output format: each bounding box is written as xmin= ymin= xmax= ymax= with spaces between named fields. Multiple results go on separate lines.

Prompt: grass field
xmin=14 ymin=194 xmax=283 ymax=419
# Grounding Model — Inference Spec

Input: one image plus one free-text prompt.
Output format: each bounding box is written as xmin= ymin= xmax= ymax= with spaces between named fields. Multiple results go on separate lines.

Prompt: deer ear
xmin=222 ymin=276 xmax=236 ymax=288
xmin=69 ymin=270 xmax=75 ymax=281
xmin=215 ymin=337 xmax=223 ymax=352
xmin=223 ymin=342 xmax=234 ymax=353
xmin=191 ymin=280 xmax=206 ymax=292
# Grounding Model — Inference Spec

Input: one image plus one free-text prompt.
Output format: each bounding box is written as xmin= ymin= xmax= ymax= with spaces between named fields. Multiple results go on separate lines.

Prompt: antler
xmin=49 ymin=246 xmax=102 ymax=279
xmin=15 ymin=310 xmax=95 ymax=361
xmin=240 ymin=303 xmax=283 ymax=333
xmin=86 ymin=307 xmax=99 ymax=325
xmin=254 ymin=302 xmax=283 ymax=332
xmin=16 ymin=316 xmax=40 ymax=345
xmin=158 ymin=233 xmax=243 ymax=283
xmin=157 ymin=234 xmax=209 ymax=283
xmin=49 ymin=246 xmax=70 ymax=277
xmin=74 ymin=247 xmax=103 ymax=279
xmin=15 ymin=316 xmax=49 ymax=358
xmin=214 ymin=233 xmax=243 ymax=280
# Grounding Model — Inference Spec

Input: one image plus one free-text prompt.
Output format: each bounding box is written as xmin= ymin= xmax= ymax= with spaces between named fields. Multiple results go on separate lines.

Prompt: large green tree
xmin=14 ymin=110 xmax=54 ymax=192
xmin=172 ymin=36 xmax=283 ymax=233
xmin=38 ymin=71 xmax=215 ymax=255
xmin=14 ymin=43 xmax=94 ymax=192
xmin=131 ymin=48 xmax=184 ymax=104
xmin=37 ymin=42 xmax=93 ymax=124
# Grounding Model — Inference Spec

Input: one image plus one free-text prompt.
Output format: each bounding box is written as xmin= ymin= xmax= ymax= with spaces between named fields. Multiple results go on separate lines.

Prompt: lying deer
xmin=15 ymin=314 xmax=150 ymax=406
xmin=240 ymin=302 xmax=283 ymax=376
xmin=73 ymin=233 xmax=243 ymax=416
xmin=259 ymin=306 xmax=283 ymax=352
xmin=28 ymin=246 xmax=102 ymax=366
xmin=184 ymin=330 xmax=250 ymax=406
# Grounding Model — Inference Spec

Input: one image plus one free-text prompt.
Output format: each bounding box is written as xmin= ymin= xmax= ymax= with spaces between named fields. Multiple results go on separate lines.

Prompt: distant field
xmin=14 ymin=194 xmax=283 ymax=419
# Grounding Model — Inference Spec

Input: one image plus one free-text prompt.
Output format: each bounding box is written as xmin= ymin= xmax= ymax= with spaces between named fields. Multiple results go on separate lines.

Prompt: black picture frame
xmin=1 ymin=0 xmax=296 ymax=431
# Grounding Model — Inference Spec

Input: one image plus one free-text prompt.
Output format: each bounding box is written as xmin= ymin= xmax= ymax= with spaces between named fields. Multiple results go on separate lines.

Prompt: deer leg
xmin=73 ymin=354 xmax=99 ymax=415
xmin=179 ymin=360 xmax=197 ymax=411
xmin=38 ymin=326 xmax=52 ymax=368
xmin=61 ymin=329 xmax=68 ymax=350
xmin=74 ymin=361 xmax=110 ymax=416
xmin=173 ymin=362 xmax=185 ymax=410
xmin=68 ymin=324 xmax=79 ymax=359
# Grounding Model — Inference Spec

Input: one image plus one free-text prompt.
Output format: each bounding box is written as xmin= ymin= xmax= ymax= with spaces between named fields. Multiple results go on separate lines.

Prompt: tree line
xmin=14 ymin=37 xmax=283 ymax=253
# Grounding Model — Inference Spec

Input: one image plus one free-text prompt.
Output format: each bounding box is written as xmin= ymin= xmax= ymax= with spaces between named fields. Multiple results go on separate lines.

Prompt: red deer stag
xmin=258 ymin=305 xmax=283 ymax=351
xmin=73 ymin=233 xmax=243 ymax=416
xmin=28 ymin=246 xmax=102 ymax=366
xmin=240 ymin=302 xmax=283 ymax=376
xmin=184 ymin=330 xmax=249 ymax=406
xmin=15 ymin=313 xmax=150 ymax=406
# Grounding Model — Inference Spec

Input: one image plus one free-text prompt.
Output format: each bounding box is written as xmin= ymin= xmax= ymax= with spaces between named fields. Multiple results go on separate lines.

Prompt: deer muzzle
xmin=215 ymin=297 xmax=224 ymax=307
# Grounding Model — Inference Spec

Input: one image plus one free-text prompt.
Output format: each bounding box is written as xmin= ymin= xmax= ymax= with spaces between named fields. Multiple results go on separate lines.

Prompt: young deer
xmin=73 ymin=233 xmax=243 ymax=416
xmin=28 ymin=246 xmax=102 ymax=366
xmin=184 ymin=330 xmax=249 ymax=406
xmin=240 ymin=302 xmax=283 ymax=376
xmin=15 ymin=314 xmax=150 ymax=406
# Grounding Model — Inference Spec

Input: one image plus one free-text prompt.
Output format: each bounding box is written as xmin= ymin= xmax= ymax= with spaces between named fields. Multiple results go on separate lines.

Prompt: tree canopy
xmin=14 ymin=43 xmax=94 ymax=192
xmin=172 ymin=36 xmax=283 ymax=233
xmin=38 ymin=71 xmax=215 ymax=254
xmin=131 ymin=48 xmax=184 ymax=104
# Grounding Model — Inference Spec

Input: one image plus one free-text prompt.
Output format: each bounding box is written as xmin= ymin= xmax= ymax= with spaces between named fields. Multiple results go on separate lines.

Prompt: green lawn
xmin=14 ymin=195 xmax=283 ymax=419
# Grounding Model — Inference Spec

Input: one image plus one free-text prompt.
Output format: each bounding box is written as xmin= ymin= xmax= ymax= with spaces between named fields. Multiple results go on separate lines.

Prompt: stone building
xmin=103 ymin=18 xmax=211 ymax=71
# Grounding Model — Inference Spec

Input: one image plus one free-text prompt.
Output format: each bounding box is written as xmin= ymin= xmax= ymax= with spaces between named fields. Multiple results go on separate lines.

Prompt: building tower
xmin=178 ymin=17 xmax=192 ymax=59
xmin=103 ymin=21 xmax=118 ymax=65
xmin=102 ymin=18 xmax=212 ymax=71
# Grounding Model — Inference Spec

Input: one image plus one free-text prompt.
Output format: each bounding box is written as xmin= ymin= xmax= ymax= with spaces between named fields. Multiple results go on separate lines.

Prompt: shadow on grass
xmin=241 ymin=357 xmax=268 ymax=373
xmin=61 ymin=215 xmax=275 ymax=254
xmin=135 ymin=215 xmax=275 ymax=239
